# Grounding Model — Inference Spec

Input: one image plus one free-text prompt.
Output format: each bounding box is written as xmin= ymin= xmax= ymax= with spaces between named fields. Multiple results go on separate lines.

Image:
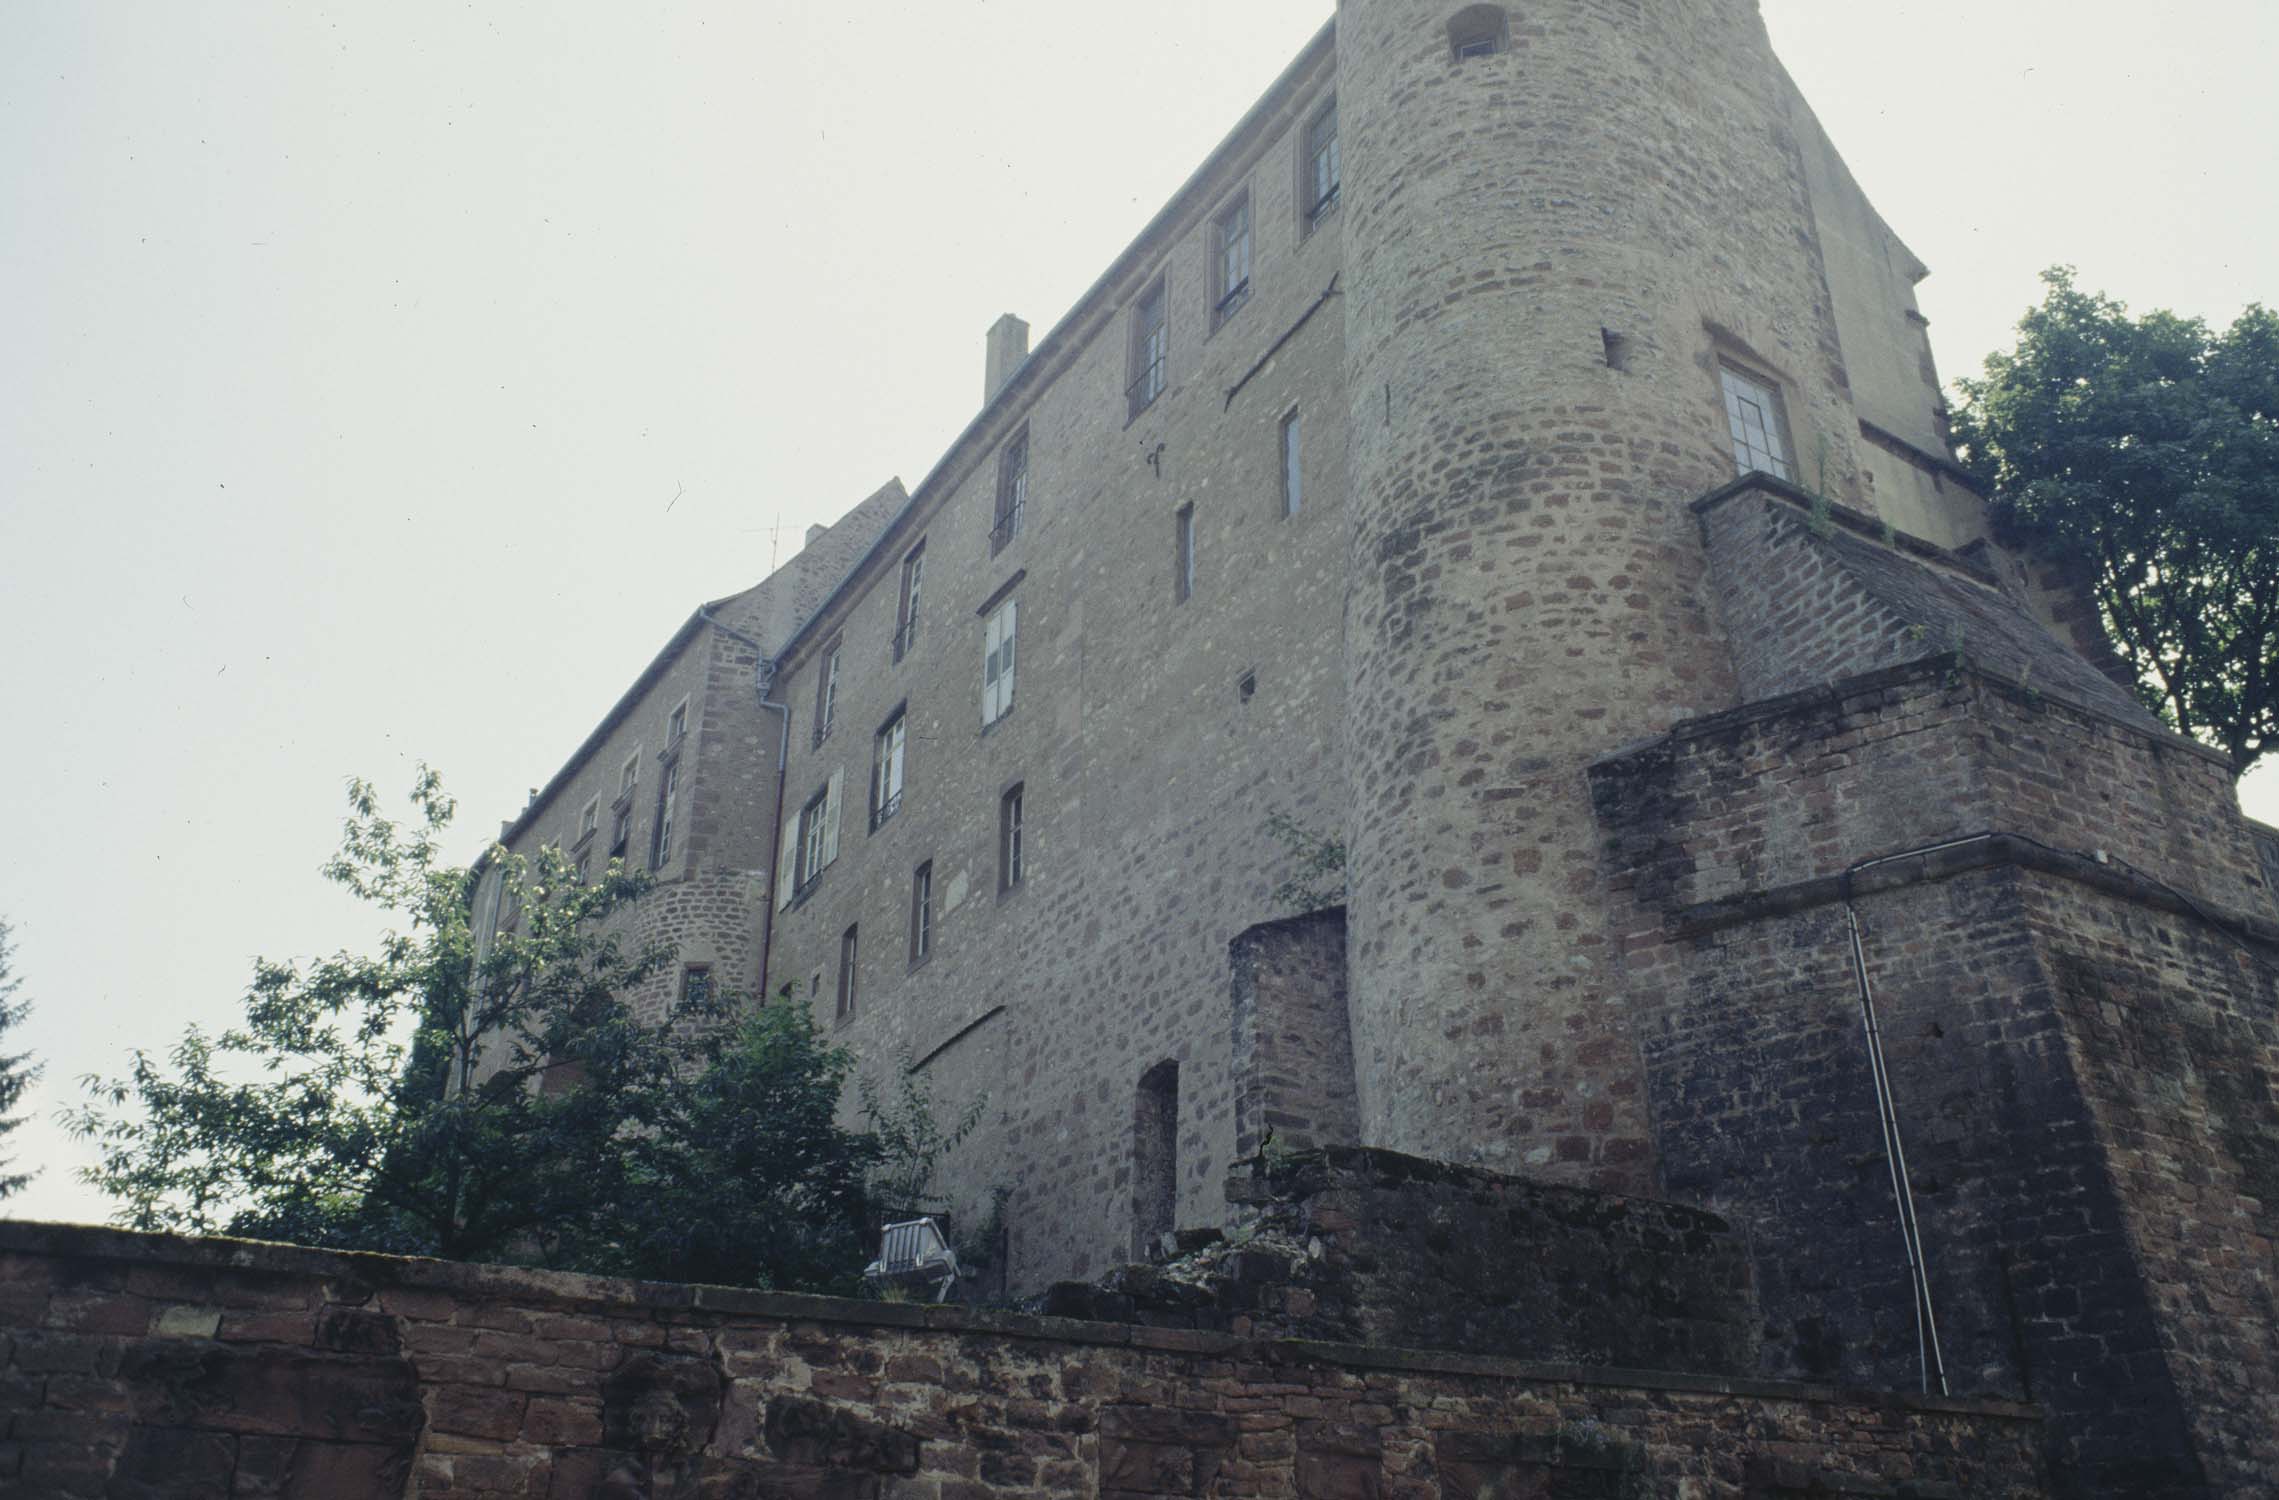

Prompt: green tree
xmin=1951 ymin=268 xmax=2279 ymax=776
xmin=0 ymin=919 xmax=41 ymax=1200
xmin=65 ymin=770 xmax=694 ymax=1261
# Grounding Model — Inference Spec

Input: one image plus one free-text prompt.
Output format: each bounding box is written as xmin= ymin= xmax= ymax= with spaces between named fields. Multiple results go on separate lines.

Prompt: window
xmin=576 ymin=796 xmax=600 ymax=845
xmin=1302 ymin=100 xmax=1339 ymax=228
xmin=1720 ymin=363 xmax=1794 ymax=482
xmin=1174 ymin=504 xmax=1196 ymax=604
xmin=650 ymin=759 xmax=680 ymax=869
xmin=574 ymin=851 xmax=591 ymax=886
xmin=1280 ymin=408 xmax=1302 ymax=517
xmin=999 ymin=783 xmax=1025 ymax=893
xmin=814 ymin=638 xmax=843 ymax=745
xmin=619 ymin=751 xmax=640 ymax=801
xmin=1128 ymin=277 xmax=1167 ymax=419
xmin=608 ymin=804 xmax=631 ymax=861
xmin=1448 ymin=5 xmax=1509 ymax=59
xmin=895 ymin=542 xmax=926 ymax=660
xmin=778 ymin=770 xmax=845 ymax=908
xmin=910 ymin=861 xmax=933 ymax=964
xmin=872 ymin=709 xmax=907 ymax=830
xmin=1211 ymin=192 xmax=1252 ymax=329
xmin=836 ymin=925 xmax=859 ymax=1022
xmin=666 ymin=698 xmax=688 ymax=746
xmin=981 ymin=596 xmax=1018 ymax=727
xmin=679 ymin=963 xmax=713 ymax=1011
xmin=993 ymin=433 xmax=1027 ymax=555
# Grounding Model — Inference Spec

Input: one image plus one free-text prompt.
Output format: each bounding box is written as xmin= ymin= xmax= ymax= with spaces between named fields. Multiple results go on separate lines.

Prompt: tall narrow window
xmin=609 ymin=804 xmax=631 ymax=861
xmin=1720 ymin=364 xmax=1794 ymax=481
xmin=576 ymin=796 xmax=600 ymax=845
xmin=836 ymin=924 xmax=859 ymax=1022
xmin=895 ymin=542 xmax=926 ymax=660
xmin=1174 ymin=504 xmax=1196 ymax=604
xmin=993 ymin=433 xmax=1027 ymax=555
xmin=1133 ymin=1061 xmax=1179 ymax=1257
xmin=619 ymin=752 xmax=640 ymax=801
xmin=813 ymin=639 xmax=843 ymax=745
xmin=1128 ymin=277 xmax=1167 ymax=419
xmin=981 ymin=596 xmax=1018 ymax=727
xmin=779 ymin=770 xmax=844 ymax=908
xmin=666 ymin=699 xmax=688 ymax=745
xmin=1302 ymin=100 xmax=1340 ymax=228
xmin=679 ymin=963 xmax=713 ymax=1011
xmin=1211 ymin=192 xmax=1252 ymax=329
xmin=999 ymin=783 xmax=1025 ymax=893
xmin=1279 ymin=409 xmax=1303 ymax=517
xmin=872 ymin=709 xmax=907 ymax=830
xmin=651 ymin=759 xmax=680 ymax=869
xmin=909 ymin=861 xmax=933 ymax=964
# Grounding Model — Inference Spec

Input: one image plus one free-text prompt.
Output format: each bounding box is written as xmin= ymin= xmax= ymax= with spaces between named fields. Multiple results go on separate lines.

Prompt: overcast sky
xmin=4 ymin=1 xmax=2273 ymax=1226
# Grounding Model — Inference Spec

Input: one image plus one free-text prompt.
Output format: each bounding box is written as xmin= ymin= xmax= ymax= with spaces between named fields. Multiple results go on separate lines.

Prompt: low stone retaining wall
xmin=0 ymin=1220 xmax=2046 ymax=1497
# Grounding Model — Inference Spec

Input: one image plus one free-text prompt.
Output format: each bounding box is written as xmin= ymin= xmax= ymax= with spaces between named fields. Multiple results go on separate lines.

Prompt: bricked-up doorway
xmin=1133 ymin=1061 xmax=1179 ymax=1257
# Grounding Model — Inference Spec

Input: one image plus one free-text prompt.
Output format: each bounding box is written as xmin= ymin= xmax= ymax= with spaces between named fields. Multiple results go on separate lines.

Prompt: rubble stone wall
xmin=0 ymin=1222 xmax=2049 ymax=1499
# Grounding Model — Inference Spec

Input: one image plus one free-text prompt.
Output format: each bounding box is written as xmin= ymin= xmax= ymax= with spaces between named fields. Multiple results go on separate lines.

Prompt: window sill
xmin=1302 ymin=193 xmax=1341 ymax=240
xmin=980 ymin=705 xmax=1016 ymax=738
xmin=906 ymin=950 xmax=933 ymax=977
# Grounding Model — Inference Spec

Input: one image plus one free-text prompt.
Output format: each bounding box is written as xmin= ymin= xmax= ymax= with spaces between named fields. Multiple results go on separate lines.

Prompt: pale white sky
xmin=3 ymin=2 xmax=2273 ymax=1225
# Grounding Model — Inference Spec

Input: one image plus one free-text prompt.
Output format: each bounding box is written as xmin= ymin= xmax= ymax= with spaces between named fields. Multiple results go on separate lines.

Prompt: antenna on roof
xmin=770 ymin=515 xmax=781 ymax=573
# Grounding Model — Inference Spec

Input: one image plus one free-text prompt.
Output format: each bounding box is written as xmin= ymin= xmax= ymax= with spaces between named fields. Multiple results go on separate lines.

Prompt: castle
xmin=470 ymin=4 xmax=2279 ymax=1493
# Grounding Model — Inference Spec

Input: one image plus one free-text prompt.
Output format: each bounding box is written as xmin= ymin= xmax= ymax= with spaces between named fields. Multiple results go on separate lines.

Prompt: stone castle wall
xmin=0 ymin=1219 xmax=2052 ymax=1498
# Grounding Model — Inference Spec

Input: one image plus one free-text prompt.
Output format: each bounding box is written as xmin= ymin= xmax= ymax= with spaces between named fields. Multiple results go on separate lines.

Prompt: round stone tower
xmin=1335 ymin=0 xmax=1867 ymax=1182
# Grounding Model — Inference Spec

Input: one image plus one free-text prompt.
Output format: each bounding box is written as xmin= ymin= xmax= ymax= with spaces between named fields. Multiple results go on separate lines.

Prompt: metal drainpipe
xmin=696 ymin=608 xmax=792 ymax=1003
xmin=1838 ymin=830 xmax=1994 ymax=1399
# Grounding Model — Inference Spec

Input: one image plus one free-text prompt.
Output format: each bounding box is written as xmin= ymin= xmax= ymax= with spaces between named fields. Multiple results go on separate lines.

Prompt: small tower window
xmin=1448 ymin=5 xmax=1509 ymax=61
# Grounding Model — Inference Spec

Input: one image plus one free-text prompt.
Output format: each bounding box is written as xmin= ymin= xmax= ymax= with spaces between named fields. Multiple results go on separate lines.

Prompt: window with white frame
xmin=981 ymin=596 xmax=1018 ymax=727
xmin=1720 ymin=363 xmax=1794 ymax=481
xmin=778 ymin=770 xmax=844 ymax=908
xmin=999 ymin=783 xmax=1025 ymax=893
xmin=895 ymin=542 xmax=925 ymax=659
xmin=1302 ymin=100 xmax=1339 ymax=228
xmin=1211 ymin=191 xmax=1252 ymax=329
xmin=813 ymin=638 xmax=843 ymax=745
xmin=1128 ymin=277 xmax=1167 ymax=419
xmin=872 ymin=709 xmax=906 ymax=830
xmin=910 ymin=861 xmax=933 ymax=964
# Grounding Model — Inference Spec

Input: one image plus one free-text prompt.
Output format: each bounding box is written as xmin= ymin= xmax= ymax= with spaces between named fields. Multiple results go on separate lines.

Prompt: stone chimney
xmin=984 ymin=314 xmax=1030 ymax=405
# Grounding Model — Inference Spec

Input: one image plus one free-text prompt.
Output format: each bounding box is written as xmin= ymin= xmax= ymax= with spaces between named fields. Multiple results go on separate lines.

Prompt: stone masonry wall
xmin=1589 ymin=656 xmax=2279 ymax=1498
xmin=764 ymin=33 xmax=1352 ymax=1293
xmin=0 ymin=1221 xmax=2051 ymax=1498
xmin=1229 ymin=908 xmax=1356 ymax=1161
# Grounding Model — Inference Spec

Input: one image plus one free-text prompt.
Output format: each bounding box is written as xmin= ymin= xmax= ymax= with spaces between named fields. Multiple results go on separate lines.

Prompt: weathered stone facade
xmin=464 ymin=4 xmax=2278 ymax=1493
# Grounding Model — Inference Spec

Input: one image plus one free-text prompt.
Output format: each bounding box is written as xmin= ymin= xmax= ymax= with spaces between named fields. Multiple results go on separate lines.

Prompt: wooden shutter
xmin=822 ymin=767 xmax=843 ymax=866
xmin=777 ymin=811 xmax=801 ymax=910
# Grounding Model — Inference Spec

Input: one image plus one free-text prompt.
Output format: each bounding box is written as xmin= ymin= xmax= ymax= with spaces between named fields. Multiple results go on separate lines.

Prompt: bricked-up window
xmin=1280 ymin=408 xmax=1303 ymax=516
xmin=1720 ymin=363 xmax=1794 ymax=482
xmin=999 ymin=783 xmax=1025 ymax=893
xmin=650 ymin=758 xmax=680 ymax=870
xmin=1174 ymin=503 xmax=1196 ymax=604
xmin=679 ymin=963 xmax=713 ymax=1012
xmin=813 ymin=638 xmax=843 ymax=746
xmin=1447 ymin=5 xmax=1510 ymax=60
xmin=1211 ymin=192 xmax=1252 ymax=330
xmin=1128 ymin=276 xmax=1168 ymax=420
xmin=894 ymin=542 xmax=925 ymax=659
xmin=981 ymin=596 xmax=1018 ymax=727
xmin=909 ymin=861 xmax=933 ymax=964
xmin=836 ymin=924 xmax=858 ymax=1023
xmin=778 ymin=770 xmax=844 ymax=909
xmin=1133 ymin=1060 xmax=1179 ymax=1257
xmin=872 ymin=708 xmax=906 ymax=831
xmin=993 ymin=433 xmax=1027 ymax=555
xmin=1302 ymin=100 xmax=1339 ymax=228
